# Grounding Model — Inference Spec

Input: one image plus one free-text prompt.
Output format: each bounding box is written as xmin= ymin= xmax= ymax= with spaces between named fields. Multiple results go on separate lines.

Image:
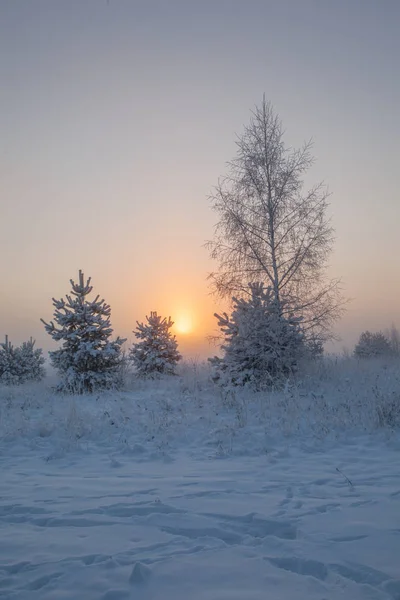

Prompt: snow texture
xmin=0 ymin=357 xmax=399 ymax=599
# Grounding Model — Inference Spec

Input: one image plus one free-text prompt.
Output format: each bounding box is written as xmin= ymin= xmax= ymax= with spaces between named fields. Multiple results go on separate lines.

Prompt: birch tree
xmin=207 ymin=97 xmax=343 ymax=345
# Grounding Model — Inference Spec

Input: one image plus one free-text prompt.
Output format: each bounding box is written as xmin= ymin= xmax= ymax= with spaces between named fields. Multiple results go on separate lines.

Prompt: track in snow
xmin=1 ymin=440 xmax=400 ymax=600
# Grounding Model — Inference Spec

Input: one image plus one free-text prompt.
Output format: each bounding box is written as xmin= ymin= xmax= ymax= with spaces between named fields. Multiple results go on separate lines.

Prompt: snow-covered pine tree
xmin=209 ymin=282 xmax=305 ymax=388
xmin=0 ymin=335 xmax=45 ymax=384
xmin=0 ymin=335 xmax=20 ymax=385
xmin=41 ymin=270 xmax=126 ymax=393
xmin=354 ymin=331 xmax=392 ymax=359
xmin=130 ymin=311 xmax=181 ymax=377
xmin=17 ymin=338 xmax=46 ymax=383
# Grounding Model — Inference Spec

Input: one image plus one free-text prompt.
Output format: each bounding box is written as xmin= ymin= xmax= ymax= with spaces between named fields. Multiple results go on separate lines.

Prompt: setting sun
xmin=174 ymin=312 xmax=194 ymax=335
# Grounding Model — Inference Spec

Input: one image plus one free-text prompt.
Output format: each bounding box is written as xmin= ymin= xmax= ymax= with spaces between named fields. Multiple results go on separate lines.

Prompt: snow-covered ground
xmin=1 ymin=359 xmax=400 ymax=599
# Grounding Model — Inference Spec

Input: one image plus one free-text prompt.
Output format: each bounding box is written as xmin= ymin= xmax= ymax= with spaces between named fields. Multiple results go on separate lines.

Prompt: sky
xmin=1 ymin=0 xmax=399 ymax=358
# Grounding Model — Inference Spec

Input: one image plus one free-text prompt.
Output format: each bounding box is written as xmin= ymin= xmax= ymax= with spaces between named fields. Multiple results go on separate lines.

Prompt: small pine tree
xmin=209 ymin=282 xmax=305 ymax=388
xmin=41 ymin=270 xmax=126 ymax=393
xmin=354 ymin=331 xmax=392 ymax=359
xmin=0 ymin=335 xmax=45 ymax=385
xmin=130 ymin=311 xmax=181 ymax=377
xmin=17 ymin=338 xmax=46 ymax=382
xmin=0 ymin=336 xmax=20 ymax=385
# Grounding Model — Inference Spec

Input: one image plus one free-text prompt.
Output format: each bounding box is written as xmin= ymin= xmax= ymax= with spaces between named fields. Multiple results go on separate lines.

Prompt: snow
xmin=1 ymin=359 xmax=400 ymax=599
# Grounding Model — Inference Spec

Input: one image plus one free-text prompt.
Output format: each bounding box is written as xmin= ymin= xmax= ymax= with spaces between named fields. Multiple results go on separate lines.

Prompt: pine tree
xmin=130 ymin=311 xmax=181 ymax=377
xmin=0 ymin=336 xmax=20 ymax=385
xmin=209 ymin=282 xmax=305 ymax=388
xmin=17 ymin=338 xmax=46 ymax=382
xmin=0 ymin=335 xmax=45 ymax=385
xmin=41 ymin=270 xmax=126 ymax=393
xmin=354 ymin=331 xmax=392 ymax=359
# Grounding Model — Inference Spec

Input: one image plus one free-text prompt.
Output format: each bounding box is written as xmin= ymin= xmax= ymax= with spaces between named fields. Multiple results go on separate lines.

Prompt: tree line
xmin=2 ymin=97 xmax=393 ymax=392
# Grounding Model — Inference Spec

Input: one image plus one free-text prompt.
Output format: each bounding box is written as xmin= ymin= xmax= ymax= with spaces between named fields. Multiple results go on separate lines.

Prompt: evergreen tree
xmin=17 ymin=338 xmax=46 ymax=382
xmin=209 ymin=283 xmax=305 ymax=388
xmin=130 ymin=311 xmax=181 ymax=377
xmin=0 ymin=336 xmax=20 ymax=385
xmin=354 ymin=331 xmax=392 ymax=359
xmin=41 ymin=270 xmax=126 ymax=393
xmin=0 ymin=335 xmax=45 ymax=385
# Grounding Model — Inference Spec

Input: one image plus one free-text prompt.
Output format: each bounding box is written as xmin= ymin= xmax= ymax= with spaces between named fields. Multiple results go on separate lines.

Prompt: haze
xmin=1 ymin=0 xmax=399 ymax=358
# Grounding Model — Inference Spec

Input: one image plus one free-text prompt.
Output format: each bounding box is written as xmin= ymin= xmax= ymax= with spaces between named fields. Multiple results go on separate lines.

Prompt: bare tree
xmin=206 ymin=97 xmax=344 ymax=344
xmin=386 ymin=324 xmax=400 ymax=356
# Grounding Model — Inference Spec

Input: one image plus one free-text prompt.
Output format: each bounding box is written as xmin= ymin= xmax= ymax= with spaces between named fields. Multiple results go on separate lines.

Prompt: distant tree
xmin=41 ymin=270 xmax=126 ymax=393
xmin=386 ymin=324 xmax=400 ymax=356
xmin=354 ymin=331 xmax=392 ymax=359
xmin=209 ymin=282 xmax=305 ymax=388
xmin=0 ymin=335 xmax=45 ymax=385
xmin=206 ymin=97 xmax=344 ymax=348
xmin=130 ymin=311 xmax=181 ymax=377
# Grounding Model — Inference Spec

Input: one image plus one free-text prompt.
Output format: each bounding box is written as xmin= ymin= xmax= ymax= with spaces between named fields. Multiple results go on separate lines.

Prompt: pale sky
xmin=1 ymin=0 xmax=399 ymax=358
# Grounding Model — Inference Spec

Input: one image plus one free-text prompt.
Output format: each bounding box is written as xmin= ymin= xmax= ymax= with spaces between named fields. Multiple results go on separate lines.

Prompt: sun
xmin=174 ymin=312 xmax=193 ymax=335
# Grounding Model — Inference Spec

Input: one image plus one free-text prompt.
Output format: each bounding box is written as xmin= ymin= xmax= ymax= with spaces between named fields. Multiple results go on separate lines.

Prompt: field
xmin=1 ymin=358 xmax=400 ymax=599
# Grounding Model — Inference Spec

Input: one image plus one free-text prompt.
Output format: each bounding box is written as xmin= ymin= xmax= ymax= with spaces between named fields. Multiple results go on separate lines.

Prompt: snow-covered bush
xmin=0 ymin=335 xmax=45 ymax=385
xmin=130 ymin=312 xmax=181 ymax=378
xmin=209 ymin=282 xmax=305 ymax=389
xmin=354 ymin=331 xmax=392 ymax=359
xmin=41 ymin=270 xmax=126 ymax=393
